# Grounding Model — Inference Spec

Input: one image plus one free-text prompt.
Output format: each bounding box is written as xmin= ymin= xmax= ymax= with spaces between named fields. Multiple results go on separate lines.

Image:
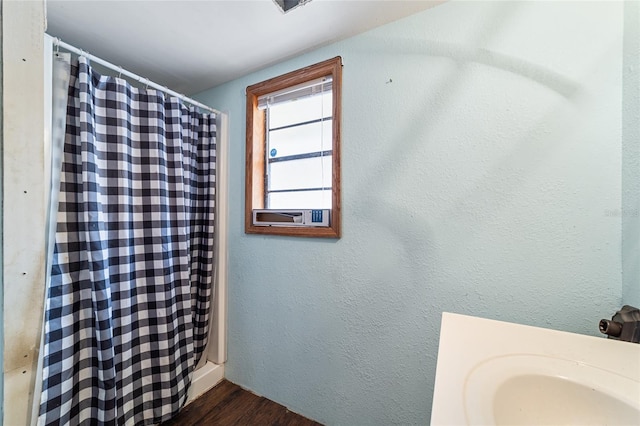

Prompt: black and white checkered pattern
xmin=39 ymin=57 xmax=216 ymax=426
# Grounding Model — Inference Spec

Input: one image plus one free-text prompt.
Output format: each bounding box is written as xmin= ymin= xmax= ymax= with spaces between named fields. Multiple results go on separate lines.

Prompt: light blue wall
xmin=0 ymin=0 xmax=4 ymax=420
xmin=622 ymin=0 xmax=640 ymax=308
xmin=197 ymin=2 xmax=627 ymax=424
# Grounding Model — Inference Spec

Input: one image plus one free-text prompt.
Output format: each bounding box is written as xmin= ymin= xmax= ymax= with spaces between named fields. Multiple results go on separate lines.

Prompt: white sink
xmin=431 ymin=313 xmax=640 ymax=425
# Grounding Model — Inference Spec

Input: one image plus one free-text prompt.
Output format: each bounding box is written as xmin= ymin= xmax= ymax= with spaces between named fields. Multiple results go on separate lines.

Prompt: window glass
xmin=265 ymin=88 xmax=333 ymax=210
xmin=268 ymin=92 xmax=332 ymax=129
xmin=267 ymin=120 xmax=332 ymax=159
xmin=268 ymin=190 xmax=332 ymax=210
xmin=268 ymin=156 xmax=332 ymax=192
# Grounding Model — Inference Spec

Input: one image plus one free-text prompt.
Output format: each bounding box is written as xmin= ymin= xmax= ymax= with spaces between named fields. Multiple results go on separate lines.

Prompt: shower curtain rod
xmin=50 ymin=36 xmax=220 ymax=115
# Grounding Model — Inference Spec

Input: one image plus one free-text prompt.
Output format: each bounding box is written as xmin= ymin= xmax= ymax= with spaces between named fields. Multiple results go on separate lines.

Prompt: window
xmin=245 ymin=57 xmax=342 ymax=237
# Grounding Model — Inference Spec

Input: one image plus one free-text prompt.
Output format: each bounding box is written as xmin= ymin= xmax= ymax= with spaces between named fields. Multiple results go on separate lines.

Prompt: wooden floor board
xmin=242 ymin=398 xmax=287 ymax=426
xmin=162 ymin=381 xmax=239 ymax=426
xmin=162 ymin=380 xmax=322 ymax=426
xmin=198 ymin=387 xmax=264 ymax=425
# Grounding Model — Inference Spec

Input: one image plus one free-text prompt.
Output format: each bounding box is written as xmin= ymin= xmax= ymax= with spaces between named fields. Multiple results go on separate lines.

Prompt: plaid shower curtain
xmin=39 ymin=56 xmax=216 ymax=425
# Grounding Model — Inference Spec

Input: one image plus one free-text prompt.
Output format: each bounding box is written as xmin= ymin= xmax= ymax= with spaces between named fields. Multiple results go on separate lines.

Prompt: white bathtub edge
xmin=186 ymin=361 xmax=225 ymax=405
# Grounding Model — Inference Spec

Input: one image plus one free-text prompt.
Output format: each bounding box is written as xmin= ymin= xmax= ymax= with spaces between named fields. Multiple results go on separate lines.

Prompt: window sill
xmin=244 ymin=222 xmax=340 ymax=238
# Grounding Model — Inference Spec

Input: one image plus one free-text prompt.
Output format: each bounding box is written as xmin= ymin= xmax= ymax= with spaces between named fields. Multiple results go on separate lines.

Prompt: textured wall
xmin=622 ymin=1 xmax=640 ymax=308
xmin=196 ymin=2 xmax=625 ymax=424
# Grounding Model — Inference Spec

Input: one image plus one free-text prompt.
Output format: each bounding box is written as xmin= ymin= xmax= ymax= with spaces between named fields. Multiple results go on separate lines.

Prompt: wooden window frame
xmin=245 ymin=57 xmax=342 ymax=238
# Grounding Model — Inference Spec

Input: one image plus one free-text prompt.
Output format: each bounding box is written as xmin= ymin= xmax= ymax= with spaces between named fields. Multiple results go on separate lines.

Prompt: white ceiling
xmin=46 ymin=0 xmax=443 ymax=95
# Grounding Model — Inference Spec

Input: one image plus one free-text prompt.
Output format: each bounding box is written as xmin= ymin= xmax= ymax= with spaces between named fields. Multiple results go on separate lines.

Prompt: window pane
xmin=268 ymin=156 xmax=332 ymax=191
xmin=268 ymin=190 xmax=332 ymax=210
xmin=268 ymin=92 xmax=332 ymax=129
xmin=268 ymin=120 xmax=332 ymax=159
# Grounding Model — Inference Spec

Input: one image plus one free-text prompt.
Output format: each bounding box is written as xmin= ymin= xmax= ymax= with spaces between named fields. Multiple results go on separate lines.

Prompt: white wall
xmin=2 ymin=1 xmax=47 ymax=424
xmin=196 ymin=1 xmax=626 ymax=424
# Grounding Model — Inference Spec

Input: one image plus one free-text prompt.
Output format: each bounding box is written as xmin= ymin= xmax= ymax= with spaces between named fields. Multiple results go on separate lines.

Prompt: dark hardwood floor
xmin=162 ymin=380 xmax=323 ymax=426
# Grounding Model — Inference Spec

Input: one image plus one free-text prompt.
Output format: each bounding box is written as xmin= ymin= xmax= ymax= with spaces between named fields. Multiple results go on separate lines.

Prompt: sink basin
xmin=431 ymin=313 xmax=640 ymax=425
xmin=465 ymin=354 xmax=640 ymax=425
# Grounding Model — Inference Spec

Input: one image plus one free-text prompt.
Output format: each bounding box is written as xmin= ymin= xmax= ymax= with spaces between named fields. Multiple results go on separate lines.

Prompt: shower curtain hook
xmin=54 ymin=38 xmax=60 ymax=57
xmin=78 ymin=49 xmax=91 ymax=65
xmin=145 ymin=78 xmax=150 ymax=90
xmin=118 ymin=66 xmax=123 ymax=79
